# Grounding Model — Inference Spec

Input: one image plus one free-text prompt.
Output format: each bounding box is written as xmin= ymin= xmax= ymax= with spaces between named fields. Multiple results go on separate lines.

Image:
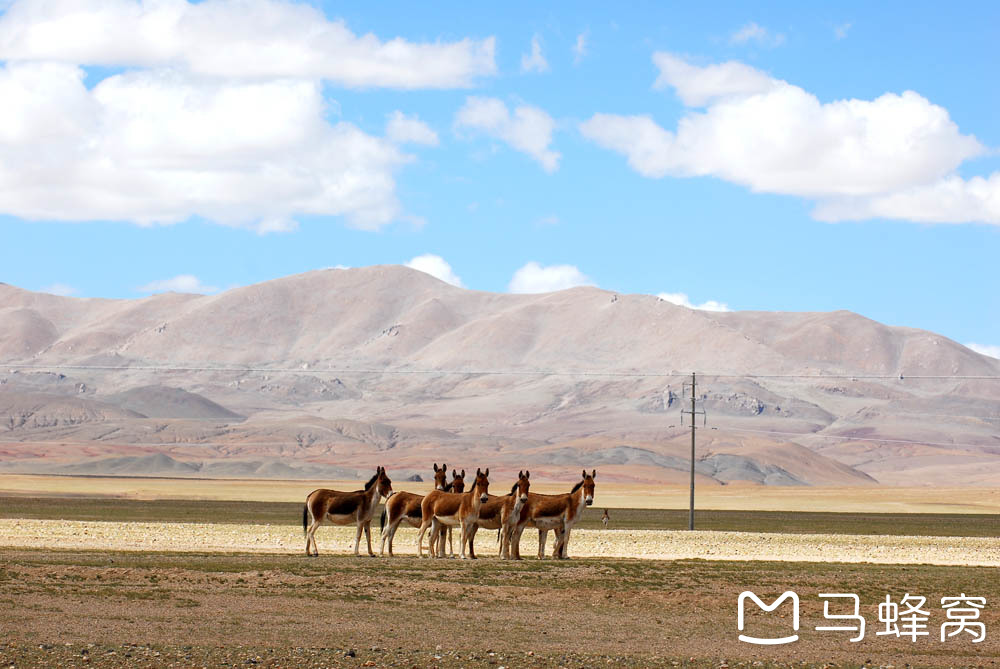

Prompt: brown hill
xmin=1 ymin=267 xmax=998 ymax=484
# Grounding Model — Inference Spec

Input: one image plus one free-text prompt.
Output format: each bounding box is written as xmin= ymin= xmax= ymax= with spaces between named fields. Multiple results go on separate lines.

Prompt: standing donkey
xmin=506 ymin=469 xmax=595 ymax=560
xmin=446 ymin=470 xmax=531 ymax=559
xmin=417 ymin=468 xmax=489 ymax=559
xmin=380 ymin=464 xmax=464 ymax=557
xmin=303 ymin=466 xmax=393 ymax=557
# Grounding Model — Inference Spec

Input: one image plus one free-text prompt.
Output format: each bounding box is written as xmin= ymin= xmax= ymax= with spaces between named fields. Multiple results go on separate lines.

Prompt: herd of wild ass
xmin=303 ymin=465 xmax=597 ymax=560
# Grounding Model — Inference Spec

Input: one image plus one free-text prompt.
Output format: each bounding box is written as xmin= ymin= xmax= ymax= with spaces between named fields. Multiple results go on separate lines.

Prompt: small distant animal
xmin=602 ymin=509 xmax=610 ymax=528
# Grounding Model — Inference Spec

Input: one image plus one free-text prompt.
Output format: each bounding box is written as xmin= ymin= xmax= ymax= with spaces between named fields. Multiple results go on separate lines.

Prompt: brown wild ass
xmin=458 ymin=470 xmax=530 ymax=559
xmin=506 ymin=469 xmax=595 ymax=560
xmin=417 ymin=468 xmax=489 ymax=559
xmin=379 ymin=465 xmax=465 ymax=557
xmin=303 ymin=466 xmax=393 ymax=557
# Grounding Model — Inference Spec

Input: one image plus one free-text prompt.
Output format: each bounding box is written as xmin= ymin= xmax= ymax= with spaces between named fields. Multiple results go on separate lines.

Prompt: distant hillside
xmin=1 ymin=266 xmax=998 ymax=484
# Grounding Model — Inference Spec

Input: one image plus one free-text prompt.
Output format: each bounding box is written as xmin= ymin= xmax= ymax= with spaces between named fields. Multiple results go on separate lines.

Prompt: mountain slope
xmin=1 ymin=267 xmax=998 ymax=484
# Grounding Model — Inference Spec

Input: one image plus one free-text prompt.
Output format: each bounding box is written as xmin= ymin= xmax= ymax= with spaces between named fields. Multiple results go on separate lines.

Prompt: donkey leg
xmin=353 ymin=522 xmax=364 ymax=556
xmin=557 ymin=526 xmax=571 ymax=559
xmin=416 ymin=520 xmax=430 ymax=558
xmin=468 ymin=525 xmax=478 ymax=560
xmin=379 ymin=517 xmax=391 ymax=556
xmin=384 ymin=519 xmax=400 ymax=557
xmin=537 ymin=529 xmax=549 ymax=559
xmin=447 ymin=527 xmax=455 ymax=557
xmin=428 ymin=519 xmax=441 ymax=558
xmin=436 ymin=525 xmax=447 ymax=558
xmin=511 ymin=525 xmax=524 ymax=560
xmin=364 ymin=521 xmax=374 ymax=557
xmin=306 ymin=520 xmax=322 ymax=557
xmin=459 ymin=522 xmax=469 ymax=559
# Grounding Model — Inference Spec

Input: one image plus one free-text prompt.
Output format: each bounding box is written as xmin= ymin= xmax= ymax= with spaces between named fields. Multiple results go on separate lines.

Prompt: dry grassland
xmin=4 ymin=474 xmax=1000 ymax=513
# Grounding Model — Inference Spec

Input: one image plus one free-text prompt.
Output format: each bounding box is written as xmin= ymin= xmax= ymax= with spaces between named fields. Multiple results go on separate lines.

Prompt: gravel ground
xmin=1 ymin=518 xmax=997 ymax=565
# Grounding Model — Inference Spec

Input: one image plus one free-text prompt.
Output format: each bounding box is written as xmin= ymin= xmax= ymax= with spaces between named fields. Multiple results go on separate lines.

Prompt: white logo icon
xmin=738 ymin=591 xmax=800 ymax=645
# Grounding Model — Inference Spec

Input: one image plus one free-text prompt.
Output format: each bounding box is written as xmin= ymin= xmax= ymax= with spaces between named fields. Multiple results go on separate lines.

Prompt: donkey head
xmin=515 ymin=469 xmax=531 ymax=503
xmin=581 ymin=469 xmax=596 ymax=506
xmin=375 ymin=466 xmax=393 ymax=499
xmin=474 ymin=467 xmax=490 ymax=503
xmin=449 ymin=469 xmax=466 ymax=493
xmin=433 ymin=463 xmax=449 ymax=491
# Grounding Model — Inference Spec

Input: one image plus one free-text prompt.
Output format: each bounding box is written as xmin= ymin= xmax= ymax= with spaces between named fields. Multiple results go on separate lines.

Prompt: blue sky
xmin=1 ymin=0 xmax=997 ymax=355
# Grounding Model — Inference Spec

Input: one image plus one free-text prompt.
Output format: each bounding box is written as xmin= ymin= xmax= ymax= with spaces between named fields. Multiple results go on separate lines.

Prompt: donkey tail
xmin=302 ymin=504 xmax=308 ymax=535
xmin=497 ymin=528 xmax=501 ymax=543
xmin=379 ymin=508 xmax=387 ymax=534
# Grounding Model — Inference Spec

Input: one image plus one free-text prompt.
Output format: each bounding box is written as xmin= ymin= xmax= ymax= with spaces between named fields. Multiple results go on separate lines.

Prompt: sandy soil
xmin=2 ymin=518 xmax=998 ymax=566
xmin=4 ymin=474 xmax=1000 ymax=513
xmin=1 ymin=549 xmax=997 ymax=668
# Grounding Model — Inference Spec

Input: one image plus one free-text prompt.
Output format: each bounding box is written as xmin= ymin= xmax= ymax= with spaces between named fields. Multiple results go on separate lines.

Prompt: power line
xmin=4 ymin=363 xmax=1000 ymax=380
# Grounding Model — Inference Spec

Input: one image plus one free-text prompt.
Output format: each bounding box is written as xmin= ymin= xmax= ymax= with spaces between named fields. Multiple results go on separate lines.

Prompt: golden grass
xmin=2 ymin=473 xmax=1000 ymax=513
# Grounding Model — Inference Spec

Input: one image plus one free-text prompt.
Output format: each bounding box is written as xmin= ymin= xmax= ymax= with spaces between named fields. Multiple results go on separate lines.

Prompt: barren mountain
xmin=1 ymin=266 xmax=998 ymax=485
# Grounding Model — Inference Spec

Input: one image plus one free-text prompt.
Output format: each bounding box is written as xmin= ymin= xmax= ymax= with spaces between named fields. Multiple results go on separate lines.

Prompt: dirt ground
xmin=2 ymin=518 xmax=999 ymax=566
xmin=1 ymin=549 xmax=998 ymax=668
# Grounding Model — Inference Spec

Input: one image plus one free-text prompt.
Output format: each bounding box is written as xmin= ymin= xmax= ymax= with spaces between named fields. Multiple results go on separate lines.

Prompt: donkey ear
xmin=582 ymin=469 xmax=587 ymax=479
xmin=452 ymin=469 xmax=457 ymax=478
xmin=442 ymin=463 xmax=447 ymax=472
xmin=484 ymin=468 xmax=489 ymax=476
xmin=460 ymin=469 xmax=465 ymax=477
xmin=525 ymin=470 xmax=530 ymax=479
xmin=433 ymin=463 xmax=439 ymax=472
xmin=591 ymin=469 xmax=597 ymax=479
xmin=476 ymin=467 xmax=482 ymax=476
xmin=518 ymin=470 xmax=523 ymax=478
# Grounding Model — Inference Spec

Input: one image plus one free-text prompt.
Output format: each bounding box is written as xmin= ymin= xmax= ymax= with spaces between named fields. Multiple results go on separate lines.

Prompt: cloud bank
xmin=580 ymin=53 xmax=998 ymax=225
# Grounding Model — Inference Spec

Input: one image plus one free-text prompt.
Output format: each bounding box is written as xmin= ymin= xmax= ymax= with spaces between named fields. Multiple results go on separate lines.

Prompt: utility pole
xmin=680 ymin=372 xmax=705 ymax=530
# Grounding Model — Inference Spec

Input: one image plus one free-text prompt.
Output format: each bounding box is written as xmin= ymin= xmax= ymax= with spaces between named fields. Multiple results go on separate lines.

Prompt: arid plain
xmin=3 ymin=266 xmax=999 ymax=668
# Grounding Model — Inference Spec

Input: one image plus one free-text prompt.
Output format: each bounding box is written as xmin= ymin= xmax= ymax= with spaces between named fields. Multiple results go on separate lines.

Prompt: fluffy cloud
xmin=138 ymin=274 xmax=219 ymax=294
xmin=657 ymin=292 xmax=730 ymax=312
xmin=581 ymin=53 xmax=997 ymax=225
xmin=0 ymin=0 xmax=496 ymax=89
xmin=455 ymin=97 xmax=560 ymax=172
xmin=0 ymin=62 xmax=408 ymax=230
xmin=40 ymin=283 xmax=77 ymax=296
xmin=508 ymin=262 xmax=593 ymax=294
xmin=834 ymin=23 xmax=852 ymax=40
xmin=729 ymin=22 xmax=785 ymax=48
xmin=385 ymin=111 xmax=439 ymax=146
xmin=966 ymin=343 xmax=1000 ymax=360
xmin=404 ymin=254 xmax=464 ymax=287
xmin=521 ymin=34 xmax=548 ymax=73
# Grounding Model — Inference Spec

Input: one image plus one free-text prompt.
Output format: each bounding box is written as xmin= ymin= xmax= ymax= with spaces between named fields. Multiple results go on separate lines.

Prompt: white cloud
xmin=404 ymin=254 xmax=464 ymax=287
xmin=138 ymin=274 xmax=219 ymax=294
xmin=581 ymin=53 xmax=997 ymax=225
xmin=40 ymin=283 xmax=76 ymax=296
xmin=521 ymin=34 xmax=549 ymax=73
xmin=834 ymin=23 xmax=852 ymax=40
xmin=651 ymin=53 xmax=775 ymax=106
xmin=508 ymin=262 xmax=594 ymax=294
xmin=812 ymin=173 xmax=1000 ymax=224
xmin=385 ymin=111 xmax=439 ymax=146
xmin=966 ymin=343 xmax=1000 ymax=359
xmin=455 ymin=97 xmax=560 ymax=172
xmin=729 ymin=22 xmax=785 ymax=48
xmin=657 ymin=292 xmax=730 ymax=312
xmin=536 ymin=215 xmax=560 ymax=226
xmin=0 ymin=0 xmax=496 ymax=89
xmin=0 ymin=62 xmax=409 ymax=230
xmin=573 ymin=32 xmax=587 ymax=64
